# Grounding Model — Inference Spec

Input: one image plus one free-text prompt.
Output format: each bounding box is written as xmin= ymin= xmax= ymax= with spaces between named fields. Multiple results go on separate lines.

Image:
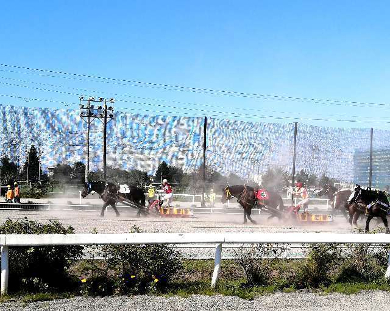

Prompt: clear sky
xmin=1 ymin=0 xmax=390 ymax=129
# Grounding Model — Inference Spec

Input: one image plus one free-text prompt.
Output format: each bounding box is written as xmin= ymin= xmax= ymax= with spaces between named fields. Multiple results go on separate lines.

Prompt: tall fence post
xmin=291 ymin=122 xmax=298 ymax=206
xmin=369 ymin=128 xmax=373 ymax=188
xmin=201 ymin=116 xmax=207 ymax=208
xmin=211 ymin=243 xmax=222 ymax=288
xmin=1 ymin=246 xmax=9 ymax=295
xmin=385 ymin=251 xmax=390 ymax=280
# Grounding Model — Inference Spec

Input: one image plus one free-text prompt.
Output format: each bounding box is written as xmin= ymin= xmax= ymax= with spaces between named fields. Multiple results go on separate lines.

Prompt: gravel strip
xmin=1 ymin=291 xmax=389 ymax=311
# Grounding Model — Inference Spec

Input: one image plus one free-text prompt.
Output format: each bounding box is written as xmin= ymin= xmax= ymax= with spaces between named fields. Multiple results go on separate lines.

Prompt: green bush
xmin=336 ymin=244 xmax=389 ymax=283
xmin=20 ymin=186 xmax=48 ymax=199
xmin=235 ymin=244 xmax=288 ymax=286
xmin=79 ymin=226 xmax=183 ymax=295
xmin=295 ymin=243 xmax=342 ymax=288
xmin=0 ymin=218 xmax=83 ymax=293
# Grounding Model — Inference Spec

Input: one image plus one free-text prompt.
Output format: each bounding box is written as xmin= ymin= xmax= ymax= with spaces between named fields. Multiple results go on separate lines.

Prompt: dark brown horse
xmin=348 ymin=185 xmax=390 ymax=233
xmin=221 ymin=185 xmax=284 ymax=224
xmin=81 ymin=181 xmax=147 ymax=217
xmin=317 ymin=184 xmax=351 ymax=218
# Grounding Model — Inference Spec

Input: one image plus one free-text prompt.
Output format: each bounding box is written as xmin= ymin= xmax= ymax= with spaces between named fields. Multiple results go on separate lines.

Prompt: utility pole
xmin=26 ymin=152 xmax=29 ymax=186
xmin=369 ymin=128 xmax=373 ymax=188
xmin=201 ymin=117 xmax=207 ymax=207
xmin=102 ymin=98 xmax=115 ymax=181
xmin=80 ymin=97 xmax=114 ymax=183
xmin=291 ymin=122 xmax=298 ymax=206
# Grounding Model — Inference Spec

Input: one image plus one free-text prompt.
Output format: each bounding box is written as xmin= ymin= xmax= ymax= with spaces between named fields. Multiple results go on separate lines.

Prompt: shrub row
xmin=235 ymin=242 xmax=390 ymax=289
xmin=2 ymin=218 xmax=390 ymax=296
xmin=0 ymin=219 xmax=182 ymax=296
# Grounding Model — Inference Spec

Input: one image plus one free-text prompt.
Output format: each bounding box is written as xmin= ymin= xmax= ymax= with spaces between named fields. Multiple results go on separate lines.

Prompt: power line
xmin=1 ymin=92 xmax=387 ymax=125
xmin=1 ymin=63 xmax=389 ymax=109
xmin=0 ymin=79 xmax=389 ymax=124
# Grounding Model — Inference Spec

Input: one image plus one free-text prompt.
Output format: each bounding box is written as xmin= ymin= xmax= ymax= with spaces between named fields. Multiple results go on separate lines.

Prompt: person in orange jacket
xmin=6 ymin=185 xmax=14 ymax=203
xmin=14 ymin=182 xmax=20 ymax=203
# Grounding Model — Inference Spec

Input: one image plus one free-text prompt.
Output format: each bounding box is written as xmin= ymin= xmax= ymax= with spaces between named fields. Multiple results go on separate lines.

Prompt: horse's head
xmin=348 ymin=185 xmax=362 ymax=204
xmin=221 ymin=186 xmax=233 ymax=203
xmin=81 ymin=182 xmax=92 ymax=198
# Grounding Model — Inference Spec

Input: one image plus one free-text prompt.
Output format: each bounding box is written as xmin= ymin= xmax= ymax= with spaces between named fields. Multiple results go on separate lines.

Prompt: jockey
xmin=161 ymin=179 xmax=173 ymax=207
xmin=295 ymin=182 xmax=309 ymax=213
xmin=147 ymin=184 xmax=156 ymax=206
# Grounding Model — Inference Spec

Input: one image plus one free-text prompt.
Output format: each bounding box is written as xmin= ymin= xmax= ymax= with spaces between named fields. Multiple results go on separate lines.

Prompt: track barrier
xmin=2 ymin=232 xmax=390 ymax=294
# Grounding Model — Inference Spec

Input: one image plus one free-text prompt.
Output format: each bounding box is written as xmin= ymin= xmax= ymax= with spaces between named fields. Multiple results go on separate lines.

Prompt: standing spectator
xmin=14 ymin=182 xmax=20 ymax=203
xmin=5 ymin=185 xmax=14 ymax=203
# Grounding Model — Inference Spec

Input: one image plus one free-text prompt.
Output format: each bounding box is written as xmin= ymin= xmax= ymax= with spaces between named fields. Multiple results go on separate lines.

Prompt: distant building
xmin=353 ymin=149 xmax=390 ymax=189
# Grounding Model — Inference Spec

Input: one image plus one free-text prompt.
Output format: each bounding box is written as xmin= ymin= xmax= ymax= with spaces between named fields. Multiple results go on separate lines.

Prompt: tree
xmin=71 ymin=162 xmax=86 ymax=184
xmin=154 ymin=161 xmax=185 ymax=185
xmin=0 ymin=156 xmax=18 ymax=185
xmin=155 ymin=161 xmax=170 ymax=183
xmin=261 ymin=168 xmax=290 ymax=192
xmin=22 ymin=145 xmax=41 ymax=182
xmin=52 ymin=164 xmax=73 ymax=184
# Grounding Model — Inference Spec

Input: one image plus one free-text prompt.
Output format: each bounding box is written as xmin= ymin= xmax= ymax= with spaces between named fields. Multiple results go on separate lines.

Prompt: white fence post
xmin=211 ymin=243 xmax=222 ymax=288
xmin=1 ymin=246 xmax=9 ymax=295
xmin=385 ymin=251 xmax=390 ymax=280
xmin=79 ymin=191 xmax=82 ymax=205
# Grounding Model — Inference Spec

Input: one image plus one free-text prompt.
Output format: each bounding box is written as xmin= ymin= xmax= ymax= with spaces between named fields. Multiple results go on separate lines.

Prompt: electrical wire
xmin=0 ymin=80 xmax=389 ymax=125
xmin=1 ymin=63 xmax=389 ymax=109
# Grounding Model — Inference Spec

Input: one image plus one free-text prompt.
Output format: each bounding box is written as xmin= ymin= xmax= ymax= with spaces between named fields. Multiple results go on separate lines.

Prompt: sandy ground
xmin=0 ymin=206 xmax=378 ymax=234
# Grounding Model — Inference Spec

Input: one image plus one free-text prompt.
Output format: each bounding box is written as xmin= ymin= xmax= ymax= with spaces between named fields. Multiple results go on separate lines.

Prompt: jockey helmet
xmin=14 ymin=182 xmax=18 ymax=186
xmin=7 ymin=185 xmax=11 ymax=189
xmin=296 ymin=182 xmax=303 ymax=188
xmin=162 ymin=179 xmax=168 ymax=184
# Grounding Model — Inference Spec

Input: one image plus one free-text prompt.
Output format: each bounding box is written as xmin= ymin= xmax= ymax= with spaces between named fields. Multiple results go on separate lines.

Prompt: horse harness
xmin=351 ymin=187 xmax=390 ymax=214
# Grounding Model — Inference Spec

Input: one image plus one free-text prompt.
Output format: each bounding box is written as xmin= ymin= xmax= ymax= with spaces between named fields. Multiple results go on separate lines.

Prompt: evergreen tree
xmin=0 ymin=156 xmax=18 ymax=184
xmin=22 ymin=145 xmax=41 ymax=182
xmin=155 ymin=161 xmax=170 ymax=183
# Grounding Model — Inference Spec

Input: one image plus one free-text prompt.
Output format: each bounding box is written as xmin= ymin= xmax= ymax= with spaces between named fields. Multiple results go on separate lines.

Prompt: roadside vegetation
xmin=1 ymin=218 xmax=390 ymax=303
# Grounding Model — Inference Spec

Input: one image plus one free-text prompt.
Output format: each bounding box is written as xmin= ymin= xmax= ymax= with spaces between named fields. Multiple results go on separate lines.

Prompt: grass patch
xmin=21 ymin=292 xmax=74 ymax=303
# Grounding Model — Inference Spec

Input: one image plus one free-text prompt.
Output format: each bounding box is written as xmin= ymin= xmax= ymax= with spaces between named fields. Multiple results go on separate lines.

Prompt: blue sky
xmin=1 ymin=0 xmax=390 ymax=129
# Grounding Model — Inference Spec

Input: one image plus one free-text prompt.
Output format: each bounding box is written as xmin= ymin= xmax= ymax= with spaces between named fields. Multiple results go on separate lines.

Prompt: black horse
xmin=348 ymin=185 xmax=390 ymax=233
xmin=81 ymin=181 xmax=146 ymax=217
xmin=221 ymin=185 xmax=285 ymax=224
xmin=317 ymin=184 xmax=351 ymax=218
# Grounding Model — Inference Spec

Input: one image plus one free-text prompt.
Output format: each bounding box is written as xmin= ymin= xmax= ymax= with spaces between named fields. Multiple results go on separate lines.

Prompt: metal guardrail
xmin=2 ymin=232 xmax=390 ymax=294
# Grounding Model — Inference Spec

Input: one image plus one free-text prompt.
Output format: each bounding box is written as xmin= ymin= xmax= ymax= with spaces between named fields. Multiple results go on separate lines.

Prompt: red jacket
xmin=163 ymin=184 xmax=172 ymax=194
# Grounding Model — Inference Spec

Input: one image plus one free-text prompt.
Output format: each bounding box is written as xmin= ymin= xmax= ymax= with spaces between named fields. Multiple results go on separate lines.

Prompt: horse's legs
xmin=246 ymin=207 xmax=257 ymax=224
xmin=101 ymin=202 xmax=109 ymax=217
xmin=365 ymin=215 xmax=373 ymax=233
xmin=243 ymin=208 xmax=247 ymax=224
xmin=380 ymin=214 xmax=390 ymax=234
xmin=110 ymin=202 xmax=120 ymax=217
xmin=348 ymin=208 xmax=353 ymax=226
xmin=352 ymin=211 xmax=361 ymax=228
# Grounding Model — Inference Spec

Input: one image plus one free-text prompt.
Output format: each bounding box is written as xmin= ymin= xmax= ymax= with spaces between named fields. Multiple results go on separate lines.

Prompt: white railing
xmin=2 ymin=232 xmax=390 ymax=295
